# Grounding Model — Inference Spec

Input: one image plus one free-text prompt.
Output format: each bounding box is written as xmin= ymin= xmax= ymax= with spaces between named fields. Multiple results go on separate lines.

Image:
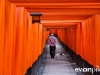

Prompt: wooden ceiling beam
xmin=40 ymin=15 xmax=91 ymax=20
xmin=43 ymin=24 xmax=76 ymax=28
xmin=14 ymin=3 xmax=100 ymax=21
xmin=41 ymin=20 xmax=81 ymax=23
xmin=42 ymin=22 xmax=78 ymax=27
xmin=27 ymin=8 xmax=100 ymax=15
xmin=44 ymin=26 xmax=75 ymax=28
xmin=10 ymin=0 xmax=100 ymax=3
xmin=15 ymin=3 xmax=100 ymax=8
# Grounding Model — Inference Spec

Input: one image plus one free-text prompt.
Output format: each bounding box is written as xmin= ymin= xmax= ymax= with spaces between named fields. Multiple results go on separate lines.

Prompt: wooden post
xmin=0 ymin=0 xmax=5 ymax=75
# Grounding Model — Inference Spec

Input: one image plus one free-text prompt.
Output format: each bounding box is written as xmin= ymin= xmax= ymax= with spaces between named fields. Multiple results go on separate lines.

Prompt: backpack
xmin=49 ymin=37 xmax=55 ymax=44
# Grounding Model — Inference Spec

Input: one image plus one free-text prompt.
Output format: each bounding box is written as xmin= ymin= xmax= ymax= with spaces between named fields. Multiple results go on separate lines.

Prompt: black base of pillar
xmin=25 ymin=67 xmax=32 ymax=75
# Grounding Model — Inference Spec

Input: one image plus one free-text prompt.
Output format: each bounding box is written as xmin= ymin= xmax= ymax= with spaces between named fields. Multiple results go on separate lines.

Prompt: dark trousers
xmin=50 ymin=46 xmax=56 ymax=58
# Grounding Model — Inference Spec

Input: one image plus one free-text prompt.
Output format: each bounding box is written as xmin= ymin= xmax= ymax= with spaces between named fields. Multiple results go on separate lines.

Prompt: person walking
xmin=48 ymin=34 xmax=56 ymax=58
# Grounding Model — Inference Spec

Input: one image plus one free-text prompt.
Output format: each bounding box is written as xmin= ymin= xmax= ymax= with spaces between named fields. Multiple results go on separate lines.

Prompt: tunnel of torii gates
xmin=0 ymin=0 xmax=100 ymax=75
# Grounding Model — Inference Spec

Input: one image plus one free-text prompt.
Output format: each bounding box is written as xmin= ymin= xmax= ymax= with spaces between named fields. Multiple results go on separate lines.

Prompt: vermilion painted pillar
xmin=61 ymin=29 xmax=65 ymax=44
xmin=62 ymin=29 xmax=65 ymax=44
xmin=81 ymin=20 xmax=88 ymax=61
xmin=64 ymin=28 xmax=68 ymax=46
xmin=38 ymin=24 xmax=43 ymax=55
xmin=81 ymin=15 xmax=97 ymax=67
xmin=42 ymin=27 xmax=49 ymax=48
xmin=65 ymin=28 xmax=71 ymax=48
xmin=4 ymin=1 xmax=15 ymax=75
xmin=63 ymin=28 xmax=67 ymax=45
xmin=27 ymin=15 xmax=33 ymax=68
xmin=50 ymin=28 xmax=57 ymax=34
xmin=10 ymin=3 xmax=16 ymax=75
xmin=80 ymin=23 xmax=83 ymax=59
xmin=57 ymin=29 xmax=60 ymax=38
xmin=75 ymin=23 xmax=81 ymax=55
xmin=88 ymin=17 xmax=94 ymax=66
xmin=32 ymin=22 xmax=39 ymax=60
xmin=64 ymin=26 xmax=77 ymax=53
xmin=14 ymin=7 xmax=25 ymax=75
xmin=57 ymin=29 xmax=63 ymax=41
xmin=42 ymin=26 xmax=45 ymax=48
xmin=0 ymin=0 xmax=5 ymax=75
xmin=86 ymin=19 xmax=91 ymax=64
xmin=21 ymin=9 xmax=28 ymax=75
xmin=70 ymin=26 xmax=76 ymax=51
xmin=94 ymin=14 xmax=100 ymax=68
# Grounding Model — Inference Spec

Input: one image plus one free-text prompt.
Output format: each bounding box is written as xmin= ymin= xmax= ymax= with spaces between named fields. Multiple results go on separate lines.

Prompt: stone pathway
xmin=42 ymin=43 xmax=77 ymax=75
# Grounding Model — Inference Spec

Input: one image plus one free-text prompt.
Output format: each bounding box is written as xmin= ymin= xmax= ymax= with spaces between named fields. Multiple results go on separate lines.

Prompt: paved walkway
xmin=42 ymin=43 xmax=77 ymax=75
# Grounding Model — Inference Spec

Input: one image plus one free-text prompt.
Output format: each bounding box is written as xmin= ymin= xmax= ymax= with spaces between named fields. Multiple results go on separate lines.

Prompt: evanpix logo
xmin=75 ymin=66 xmax=100 ymax=74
